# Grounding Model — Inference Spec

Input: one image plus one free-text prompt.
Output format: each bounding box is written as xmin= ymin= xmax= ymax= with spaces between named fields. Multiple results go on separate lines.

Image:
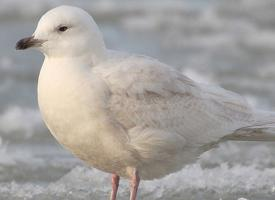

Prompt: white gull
xmin=16 ymin=5 xmax=275 ymax=200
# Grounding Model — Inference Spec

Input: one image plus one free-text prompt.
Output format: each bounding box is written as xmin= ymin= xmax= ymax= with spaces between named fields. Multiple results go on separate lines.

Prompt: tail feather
xmin=224 ymin=110 xmax=275 ymax=142
xmin=248 ymin=110 xmax=275 ymax=129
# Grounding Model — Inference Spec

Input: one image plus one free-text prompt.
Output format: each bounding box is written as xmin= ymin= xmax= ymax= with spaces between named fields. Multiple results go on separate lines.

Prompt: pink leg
xmin=110 ymin=174 xmax=120 ymax=200
xmin=130 ymin=169 xmax=140 ymax=200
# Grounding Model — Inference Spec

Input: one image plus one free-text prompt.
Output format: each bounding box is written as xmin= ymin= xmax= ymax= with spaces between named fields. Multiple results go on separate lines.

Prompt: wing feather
xmin=95 ymin=54 xmax=255 ymax=147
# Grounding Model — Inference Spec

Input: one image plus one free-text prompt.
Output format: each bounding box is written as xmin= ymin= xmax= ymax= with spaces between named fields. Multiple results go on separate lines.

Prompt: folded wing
xmin=95 ymin=54 xmax=259 ymax=148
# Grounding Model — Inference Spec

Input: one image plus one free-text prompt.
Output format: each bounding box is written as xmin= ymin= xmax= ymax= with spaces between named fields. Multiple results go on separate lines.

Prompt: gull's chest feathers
xmin=37 ymin=58 xmax=131 ymax=173
xmin=38 ymin=59 xmax=107 ymax=145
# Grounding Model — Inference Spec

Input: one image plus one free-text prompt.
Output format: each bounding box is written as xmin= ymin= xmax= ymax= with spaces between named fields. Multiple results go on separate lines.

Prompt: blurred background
xmin=1 ymin=0 xmax=275 ymax=199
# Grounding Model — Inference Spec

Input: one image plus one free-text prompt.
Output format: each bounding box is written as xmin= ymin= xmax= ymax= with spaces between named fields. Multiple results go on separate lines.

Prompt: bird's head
xmin=16 ymin=5 xmax=106 ymax=61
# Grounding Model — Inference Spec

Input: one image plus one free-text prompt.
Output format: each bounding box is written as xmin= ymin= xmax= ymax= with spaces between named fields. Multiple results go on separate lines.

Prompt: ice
xmin=0 ymin=137 xmax=16 ymax=166
xmin=0 ymin=163 xmax=275 ymax=200
xmin=0 ymin=0 xmax=202 ymax=21
xmin=0 ymin=106 xmax=43 ymax=139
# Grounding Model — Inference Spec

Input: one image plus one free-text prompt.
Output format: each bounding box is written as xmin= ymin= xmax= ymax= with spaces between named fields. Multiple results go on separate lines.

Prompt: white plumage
xmin=16 ymin=5 xmax=275 ymax=200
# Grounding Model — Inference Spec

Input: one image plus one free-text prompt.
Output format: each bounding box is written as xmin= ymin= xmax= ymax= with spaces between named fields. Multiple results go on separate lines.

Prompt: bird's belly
xmin=39 ymin=92 xmax=132 ymax=175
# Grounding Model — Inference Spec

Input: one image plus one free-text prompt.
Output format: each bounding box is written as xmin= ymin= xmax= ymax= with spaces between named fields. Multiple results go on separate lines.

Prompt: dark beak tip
xmin=16 ymin=38 xmax=28 ymax=50
xmin=15 ymin=40 xmax=24 ymax=50
xmin=15 ymin=36 xmax=38 ymax=50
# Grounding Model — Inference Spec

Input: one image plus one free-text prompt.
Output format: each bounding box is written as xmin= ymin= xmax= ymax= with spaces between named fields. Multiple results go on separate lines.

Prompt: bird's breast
xmin=37 ymin=59 xmax=114 ymax=164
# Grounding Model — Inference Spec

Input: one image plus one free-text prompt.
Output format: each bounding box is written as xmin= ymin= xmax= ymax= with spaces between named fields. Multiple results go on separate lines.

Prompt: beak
xmin=15 ymin=36 xmax=44 ymax=50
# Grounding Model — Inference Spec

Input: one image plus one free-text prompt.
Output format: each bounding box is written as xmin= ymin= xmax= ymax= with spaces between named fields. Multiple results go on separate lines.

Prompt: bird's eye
xmin=58 ymin=26 xmax=68 ymax=32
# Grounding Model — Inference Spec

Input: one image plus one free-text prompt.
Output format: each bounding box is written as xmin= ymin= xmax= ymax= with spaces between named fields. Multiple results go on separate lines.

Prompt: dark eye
xmin=58 ymin=26 xmax=68 ymax=32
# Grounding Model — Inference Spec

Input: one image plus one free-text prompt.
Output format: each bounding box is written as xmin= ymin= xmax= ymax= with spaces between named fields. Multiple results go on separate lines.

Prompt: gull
xmin=16 ymin=5 xmax=275 ymax=200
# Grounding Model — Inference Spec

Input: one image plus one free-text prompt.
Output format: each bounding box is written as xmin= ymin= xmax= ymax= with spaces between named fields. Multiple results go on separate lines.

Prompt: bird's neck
xmin=44 ymin=45 xmax=107 ymax=67
xmin=90 ymin=45 xmax=107 ymax=66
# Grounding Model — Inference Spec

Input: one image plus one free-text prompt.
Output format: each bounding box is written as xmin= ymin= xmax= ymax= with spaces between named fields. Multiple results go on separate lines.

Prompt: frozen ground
xmin=1 ymin=0 xmax=275 ymax=199
xmin=1 ymin=163 xmax=275 ymax=200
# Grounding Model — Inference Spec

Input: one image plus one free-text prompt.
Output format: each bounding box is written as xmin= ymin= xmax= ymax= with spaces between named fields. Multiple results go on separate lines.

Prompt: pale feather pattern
xmin=93 ymin=53 xmax=262 ymax=179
